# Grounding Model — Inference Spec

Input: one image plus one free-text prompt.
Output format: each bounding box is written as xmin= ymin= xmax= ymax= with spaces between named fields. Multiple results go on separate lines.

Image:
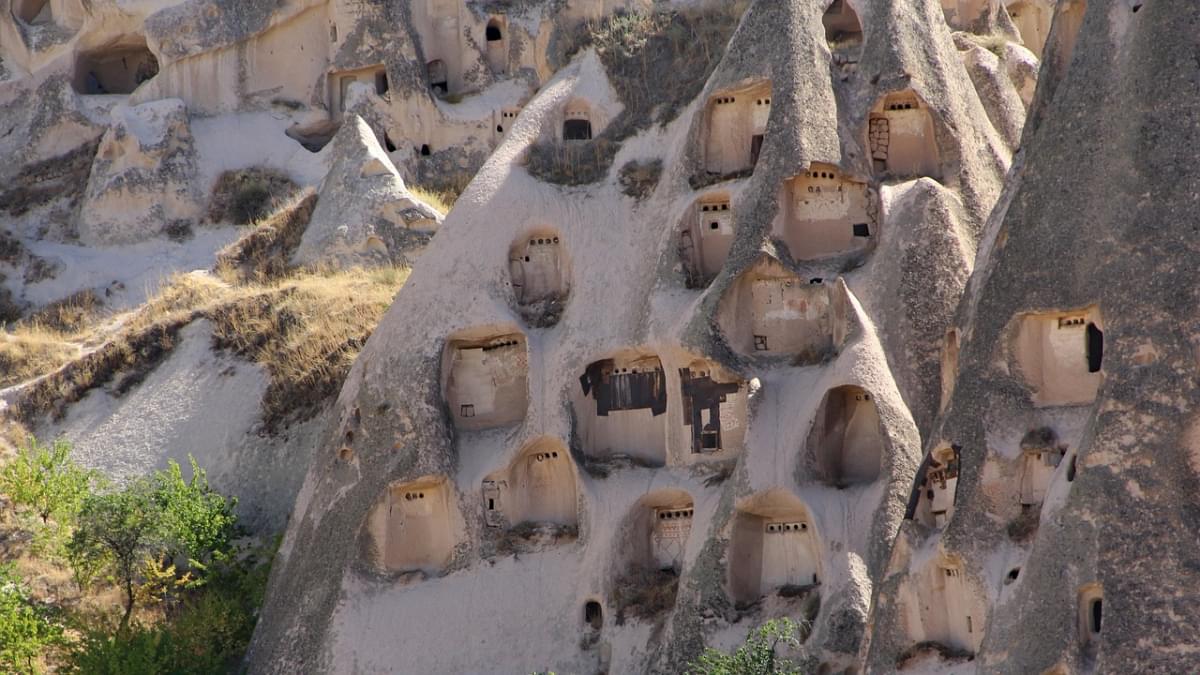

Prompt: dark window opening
xmin=487 ymin=498 xmax=495 ymax=510
xmin=497 ymin=124 xmax=504 ymax=133
xmin=852 ymin=223 xmax=871 ymax=237
xmin=1090 ymin=598 xmax=1103 ymax=633
xmin=1067 ymin=455 xmax=1077 ymax=482
xmin=1006 ymin=568 xmax=1020 ymax=583
xmin=420 ymin=144 xmax=431 ymax=156
xmin=486 ymin=23 xmax=503 ymax=41
xmin=578 ymin=359 xmax=667 ymax=416
xmin=710 ymin=221 xmax=720 ymax=230
xmin=375 ymin=71 xmax=389 ymax=95
xmin=750 ymin=134 xmax=764 ymax=166
xmin=427 ymin=60 xmax=448 ymax=95
xmin=563 ymin=119 xmax=592 ymax=141
xmin=1086 ymin=323 xmax=1103 ymax=373
xmin=384 ymin=133 xmax=396 ymax=152
xmin=584 ymin=601 xmax=603 ymax=630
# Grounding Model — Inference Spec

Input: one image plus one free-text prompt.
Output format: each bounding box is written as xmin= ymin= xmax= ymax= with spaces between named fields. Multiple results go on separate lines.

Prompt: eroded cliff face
xmin=864 ymin=1 xmax=1200 ymax=673
xmin=15 ymin=0 xmax=1185 ymax=672
xmin=240 ymin=0 xmax=1044 ymax=672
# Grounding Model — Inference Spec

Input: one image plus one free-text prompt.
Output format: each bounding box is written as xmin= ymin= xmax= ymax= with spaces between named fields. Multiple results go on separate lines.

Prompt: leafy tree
xmin=67 ymin=457 xmax=241 ymax=629
xmin=688 ymin=618 xmax=805 ymax=675
xmin=150 ymin=456 xmax=239 ymax=573
xmin=0 ymin=437 xmax=95 ymax=546
xmin=0 ymin=563 xmax=65 ymax=674
xmin=67 ymin=479 xmax=161 ymax=629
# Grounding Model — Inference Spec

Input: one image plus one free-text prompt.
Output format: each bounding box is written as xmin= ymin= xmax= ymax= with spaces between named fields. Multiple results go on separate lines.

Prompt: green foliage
xmin=65 ymin=542 xmax=275 ymax=675
xmin=151 ymin=457 xmax=239 ymax=572
xmin=0 ymin=437 xmax=95 ymax=528
xmin=688 ymin=618 xmax=805 ymax=675
xmin=67 ymin=457 xmax=240 ymax=628
xmin=68 ymin=478 xmax=161 ymax=627
xmin=0 ymin=563 xmax=65 ymax=674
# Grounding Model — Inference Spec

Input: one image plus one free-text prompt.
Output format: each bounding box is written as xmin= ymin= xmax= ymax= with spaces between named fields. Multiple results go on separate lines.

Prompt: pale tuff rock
xmin=291 ymin=115 xmax=442 ymax=268
xmin=77 ymin=98 xmax=202 ymax=246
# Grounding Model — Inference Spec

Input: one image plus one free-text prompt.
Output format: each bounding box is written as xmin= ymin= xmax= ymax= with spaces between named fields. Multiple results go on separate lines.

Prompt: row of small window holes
xmin=885 ymin=102 xmax=918 ymax=111
xmin=404 ymin=492 xmax=427 ymax=501
xmin=713 ymin=97 xmax=772 ymax=105
xmin=658 ymin=509 xmax=694 ymax=520
xmin=765 ymin=522 xmax=808 ymax=533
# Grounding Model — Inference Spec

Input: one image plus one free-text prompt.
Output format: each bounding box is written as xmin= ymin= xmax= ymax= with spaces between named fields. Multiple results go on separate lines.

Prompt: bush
xmin=208 ymin=168 xmax=300 ymax=225
xmin=688 ymin=618 xmax=804 ymax=675
xmin=67 ymin=457 xmax=240 ymax=628
xmin=65 ymin=541 xmax=274 ymax=675
xmin=0 ymin=564 xmax=65 ymax=674
xmin=0 ymin=438 xmax=96 ymax=553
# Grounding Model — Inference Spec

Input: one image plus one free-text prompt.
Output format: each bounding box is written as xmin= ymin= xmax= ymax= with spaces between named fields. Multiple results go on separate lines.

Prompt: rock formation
xmin=5 ymin=0 xmax=1194 ymax=672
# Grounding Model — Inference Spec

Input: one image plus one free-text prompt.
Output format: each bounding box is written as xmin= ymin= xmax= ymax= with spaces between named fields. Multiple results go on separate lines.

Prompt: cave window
xmin=853 ymin=223 xmax=870 ymax=237
xmin=1086 ymin=323 xmax=1103 ymax=373
xmin=1067 ymin=455 xmax=1077 ymax=482
xmin=427 ymin=60 xmax=448 ymax=95
xmin=584 ymin=601 xmax=603 ymax=630
xmin=384 ymin=133 xmax=397 ymax=152
xmin=750 ymin=134 xmax=764 ymax=166
xmin=420 ymin=144 xmax=431 ymax=156
xmin=375 ymin=70 xmax=389 ymax=95
xmin=486 ymin=22 xmax=503 ymax=41
xmin=754 ymin=335 xmax=769 ymax=351
xmin=1090 ymin=598 xmax=1102 ymax=634
xmin=563 ymin=119 xmax=592 ymax=141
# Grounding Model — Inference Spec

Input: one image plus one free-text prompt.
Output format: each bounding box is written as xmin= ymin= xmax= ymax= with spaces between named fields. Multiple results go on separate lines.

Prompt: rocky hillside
xmin=4 ymin=0 xmax=1188 ymax=673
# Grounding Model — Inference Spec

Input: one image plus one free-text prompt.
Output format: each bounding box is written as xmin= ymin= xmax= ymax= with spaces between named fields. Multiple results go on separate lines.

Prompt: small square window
xmin=853 ymin=223 xmax=871 ymax=237
xmin=460 ymin=404 xmax=475 ymax=417
xmin=753 ymin=335 xmax=769 ymax=351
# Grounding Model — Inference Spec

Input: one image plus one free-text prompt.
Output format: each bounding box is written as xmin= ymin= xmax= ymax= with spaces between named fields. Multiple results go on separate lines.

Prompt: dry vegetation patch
xmin=208 ymin=167 xmax=301 ymax=225
xmin=8 ymin=266 xmax=406 ymax=434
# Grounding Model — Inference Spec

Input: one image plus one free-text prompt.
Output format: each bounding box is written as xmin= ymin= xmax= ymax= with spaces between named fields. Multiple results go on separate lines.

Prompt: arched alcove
xmin=678 ymin=192 xmax=733 ymax=288
xmin=443 ymin=330 xmax=528 ymax=431
xmin=1013 ymin=307 xmax=1102 ymax=406
xmin=73 ymin=39 xmax=159 ymax=95
xmin=365 ymin=477 xmax=459 ymax=574
xmin=907 ymin=444 xmax=960 ymax=528
xmin=485 ymin=18 xmax=506 ymax=74
xmin=562 ymin=99 xmax=593 ymax=140
xmin=901 ymin=556 xmax=982 ymax=655
xmin=808 ymin=385 xmax=883 ymax=487
xmin=702 ymin=81 xmax=771 ymax=175
xmin=482 ymin=438 xmax=577 ymax=530
xmin=868 ymin=91 xmax=941 ymax=180
xmin=574 ymin=351 xmax=668 ymax=467
xmin=508 ymin=227 xmax=570 ymax=313
xmin=823 ymin=0 xmax=863 ymax=44
xmin=679 ymin=359 xmax=748 ymax=457
xmin=1078 ymin=584 xmax=1103 ymax=650
xmin=427 ymin=59 xmax=448 ymax=95
xmin=717 ymin=258 xmax=842 ymax=362
xmin=774 ymin=165 xmax=876 ymax=261
xmin=1018 ymin=427 xmax=1065 ymax=506
xmin=1007 ymin=0 xmax=1053 ymax=57
xmin=609 ymin=489 xmax=694 ymax=622
xmin=729 ymin=490 xmax=821 ymax=605
xmin=13 ymin=0 xmax=50 ymax=25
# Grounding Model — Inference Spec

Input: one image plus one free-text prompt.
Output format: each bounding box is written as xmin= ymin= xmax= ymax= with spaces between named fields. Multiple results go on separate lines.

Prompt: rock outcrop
xmin=292 ymin=115 xmax=441 ymax=269
xmin=77 ymin=99 xmax=202 ymax=246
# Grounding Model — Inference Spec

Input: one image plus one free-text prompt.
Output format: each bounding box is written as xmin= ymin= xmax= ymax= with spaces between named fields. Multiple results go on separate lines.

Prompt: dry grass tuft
xmin=215 ymin=192 xmax=318 ymax=284
xmin=209 ymin=266 xmax=407 ymax=432
xmin=25 ymin=290 xmax=105 ymax=335
xmin=611 ymin=567 xmax=680 ymax=625
xmin=0 ymin=328 xmax=79 ymax=389
xmin=208 ymin=167 xmax=301 ymax=225
xmin=406 ymin=185 xmax=454 ymax=216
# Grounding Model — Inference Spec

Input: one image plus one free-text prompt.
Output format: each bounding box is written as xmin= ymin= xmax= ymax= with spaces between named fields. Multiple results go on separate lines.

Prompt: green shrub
xmin=0 ymin=437 xmax=95 ymax=526
xmin=151 ymin=456 xmax=239 ymax=572
xmin=65 ymin=541 xmax=275 ymax=675
xmin=0 ymin=563 xmax=65 ymax=674
xmin=688 ymin=618 xmax=805 ymax=675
